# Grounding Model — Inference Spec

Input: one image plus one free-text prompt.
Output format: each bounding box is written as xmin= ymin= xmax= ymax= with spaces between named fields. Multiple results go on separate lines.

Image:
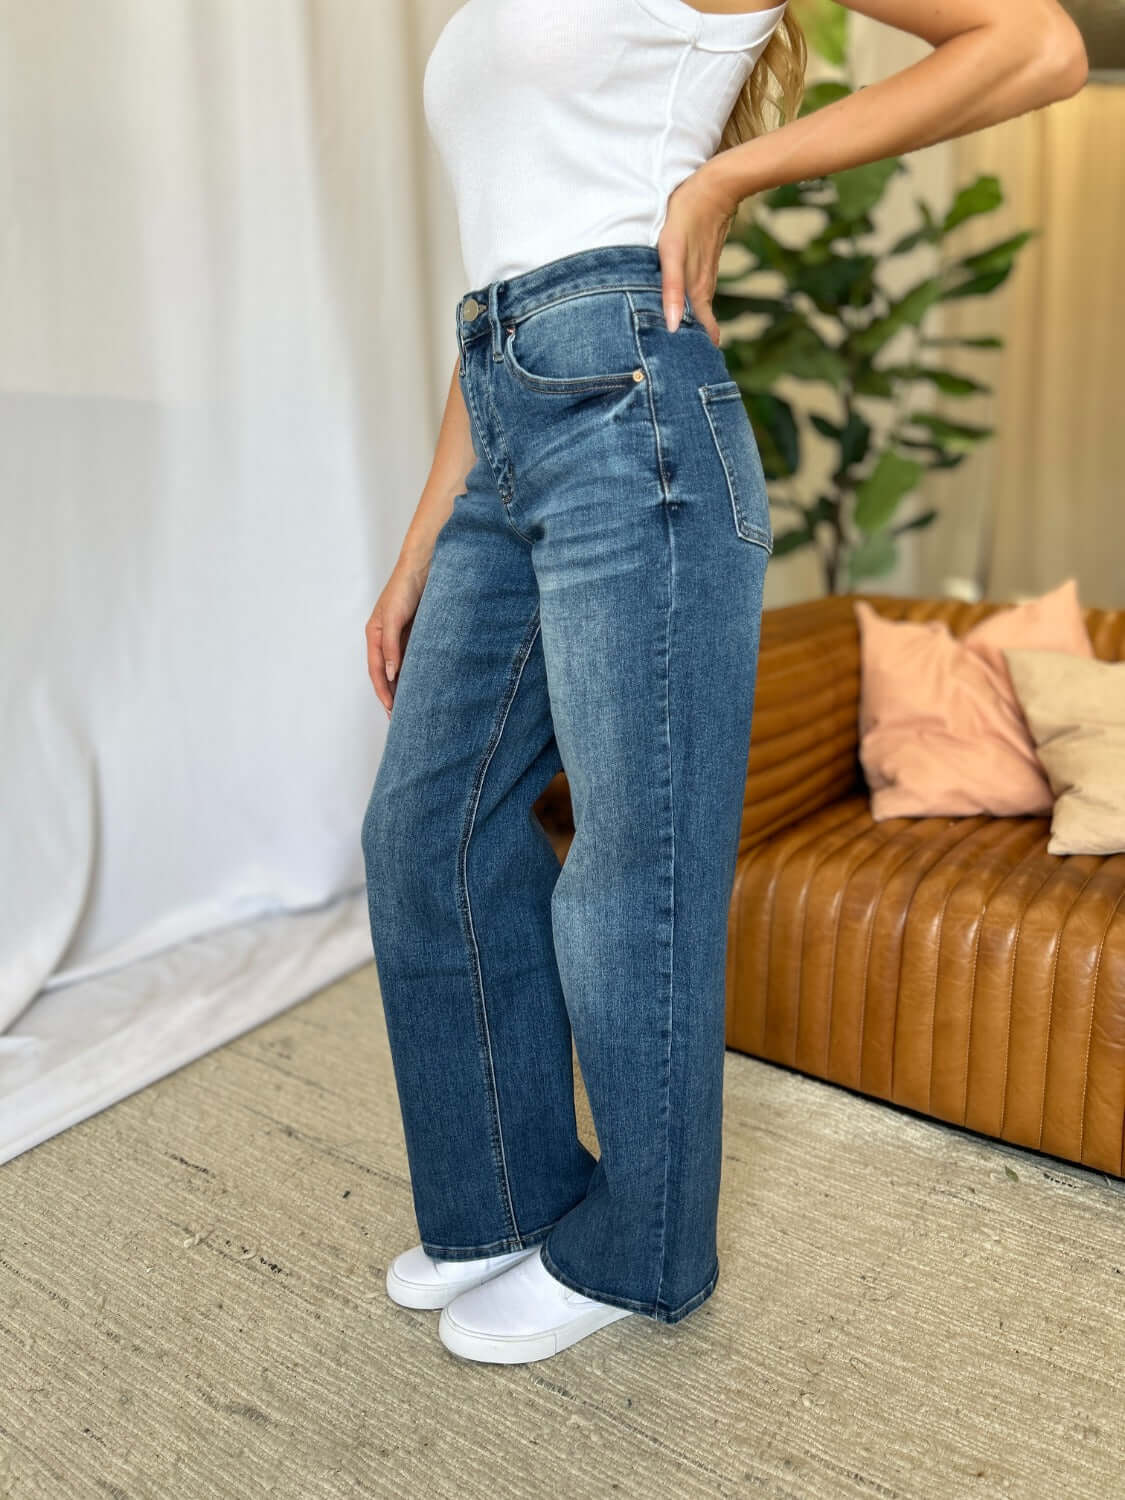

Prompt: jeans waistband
xmin=456 ymin=244 xmax=672 ymax=351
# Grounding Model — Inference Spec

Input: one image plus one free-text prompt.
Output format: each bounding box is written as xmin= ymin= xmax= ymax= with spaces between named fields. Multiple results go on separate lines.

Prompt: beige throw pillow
xmin=1004 ymin=647 xmax=1125 ymax=856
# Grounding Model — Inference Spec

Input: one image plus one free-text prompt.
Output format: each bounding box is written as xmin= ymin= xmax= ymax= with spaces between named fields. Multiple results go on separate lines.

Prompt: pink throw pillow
xmin=855 ymin=578 xmax=1095 ymax=820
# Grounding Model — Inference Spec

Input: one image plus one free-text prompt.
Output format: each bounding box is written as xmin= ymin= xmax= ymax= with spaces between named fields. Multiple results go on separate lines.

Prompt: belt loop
xmin=488 ymin=280 xmax=504 ymax=362
xmin=455 ymin=298 xmax=467 ymax=376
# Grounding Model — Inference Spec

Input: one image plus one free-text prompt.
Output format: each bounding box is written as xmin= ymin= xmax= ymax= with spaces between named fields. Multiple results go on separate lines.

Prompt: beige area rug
xmin=2 ymin=961 xmax=1123 ymax=1500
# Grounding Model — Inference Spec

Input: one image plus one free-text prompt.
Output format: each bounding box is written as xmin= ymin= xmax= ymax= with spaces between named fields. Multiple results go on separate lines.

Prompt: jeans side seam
xmin=456 ymin=607 xmax=545 ymax=1249
xmin=626 ymin=289 xmax=671 ymax=504
xmin=653 ymin=496 xmax=677 ymax=1312
xmin=482 ymin=376 xmax=521 ymax=515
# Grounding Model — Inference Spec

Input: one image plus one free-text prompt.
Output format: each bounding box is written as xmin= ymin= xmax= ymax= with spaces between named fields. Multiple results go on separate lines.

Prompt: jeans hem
xmin=419 ymin=1215 xmax=566 ymax=1262
xmin=539 ymin=1240 xmax=719 ymax=1325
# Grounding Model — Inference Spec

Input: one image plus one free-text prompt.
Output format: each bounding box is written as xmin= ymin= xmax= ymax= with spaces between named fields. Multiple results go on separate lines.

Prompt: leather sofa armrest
xmin=741 ymin=594 xmax=865 ymax=851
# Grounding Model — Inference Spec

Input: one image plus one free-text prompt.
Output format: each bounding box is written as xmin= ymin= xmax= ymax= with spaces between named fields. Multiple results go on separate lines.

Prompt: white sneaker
xmin=386 ymin=1243 xmax=541 ymax=1310
xmin=438 ymin=1247 xmax=634 ymax=1363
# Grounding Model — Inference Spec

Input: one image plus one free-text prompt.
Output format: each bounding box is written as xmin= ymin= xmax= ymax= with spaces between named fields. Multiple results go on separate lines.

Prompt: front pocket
xmin=698 ymin=381 xmax=774 ymax=554
xmin=501 ymin=289 xmax=647 ymax=395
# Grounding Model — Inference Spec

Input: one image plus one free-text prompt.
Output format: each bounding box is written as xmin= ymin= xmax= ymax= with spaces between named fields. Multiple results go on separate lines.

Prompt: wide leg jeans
xmin=361 ymin=243 xmax=772 ymax=1324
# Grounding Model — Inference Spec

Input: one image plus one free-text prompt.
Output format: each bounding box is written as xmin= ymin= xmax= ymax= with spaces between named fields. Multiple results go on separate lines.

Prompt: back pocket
xmin=698 ymin=381 xmax=774 ymax=554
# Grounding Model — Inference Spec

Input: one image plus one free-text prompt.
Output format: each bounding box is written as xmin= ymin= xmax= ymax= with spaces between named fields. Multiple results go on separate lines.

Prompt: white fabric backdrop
xmin=0 ymin=0 xmax=468 ymax=1161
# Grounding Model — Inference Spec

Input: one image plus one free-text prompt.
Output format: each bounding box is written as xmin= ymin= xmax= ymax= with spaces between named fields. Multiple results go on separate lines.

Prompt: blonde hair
xmin=717 ymin=11 xmax=808 ymax=154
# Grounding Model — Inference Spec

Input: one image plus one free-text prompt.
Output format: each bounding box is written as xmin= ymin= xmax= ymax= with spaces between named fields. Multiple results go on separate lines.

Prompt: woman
xmin=361 ymin=0 xmax=1086 ymax=1366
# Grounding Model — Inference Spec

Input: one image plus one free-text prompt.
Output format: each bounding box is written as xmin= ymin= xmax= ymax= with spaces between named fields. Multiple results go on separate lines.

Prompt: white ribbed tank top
xmin=423 ymin=0 xmax=787 ymax=288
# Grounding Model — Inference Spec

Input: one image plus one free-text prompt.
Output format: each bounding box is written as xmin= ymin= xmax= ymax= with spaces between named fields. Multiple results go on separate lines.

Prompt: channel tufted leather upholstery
xmin=534 ymin=592 xmax=1125 ymax=1179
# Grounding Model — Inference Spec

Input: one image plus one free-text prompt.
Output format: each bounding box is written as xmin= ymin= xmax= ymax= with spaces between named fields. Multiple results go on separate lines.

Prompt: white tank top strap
xmin=635 ymin=0 xmax=789 ymax=52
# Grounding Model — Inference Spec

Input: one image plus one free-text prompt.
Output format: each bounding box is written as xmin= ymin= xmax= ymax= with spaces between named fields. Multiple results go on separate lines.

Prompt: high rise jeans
xmin=361 ymin=243 xmax=772 ymax=1325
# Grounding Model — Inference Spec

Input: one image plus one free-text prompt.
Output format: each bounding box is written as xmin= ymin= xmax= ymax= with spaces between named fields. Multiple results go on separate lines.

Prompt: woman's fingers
xmin=657 ymin=231 xmax=726 ymax=345
xmin=365 ymin=562 xmax=428 ymax=718
xmin=693 ymin=290 xmax=723 ymax=347
xmin=661 ymin=244 xmax=722 ymax=344
xmin=365 ymin=610 xmax=398 ymax=716
xmin=658 ymin=229 xmax=687 ymax=332
xmin=682 ymin=228 xmax=727 ymax=347
xmin=657 ymin=187 xmax=728 ymax=345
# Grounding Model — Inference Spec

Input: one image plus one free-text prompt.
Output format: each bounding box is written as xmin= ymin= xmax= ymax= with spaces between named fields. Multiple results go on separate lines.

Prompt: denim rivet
xmin=632 ymin=369 xmax=645 ymax=382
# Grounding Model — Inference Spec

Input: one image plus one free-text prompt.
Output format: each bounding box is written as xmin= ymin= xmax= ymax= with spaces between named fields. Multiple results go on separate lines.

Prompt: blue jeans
xmin=361 ymin=243 xmax=772 ymax=1324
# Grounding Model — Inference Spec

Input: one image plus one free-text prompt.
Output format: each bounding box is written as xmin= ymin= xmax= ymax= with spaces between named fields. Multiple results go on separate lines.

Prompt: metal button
xmin=462 ymin=296 xmax=482 ymax=320
xmin=632 ymin=368 xmax=645 ymax=382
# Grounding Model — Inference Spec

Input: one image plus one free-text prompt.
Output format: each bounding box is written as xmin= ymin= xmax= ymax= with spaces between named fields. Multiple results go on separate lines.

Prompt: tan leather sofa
xmin=534 ymin=592 xmax=1125 ymax=1180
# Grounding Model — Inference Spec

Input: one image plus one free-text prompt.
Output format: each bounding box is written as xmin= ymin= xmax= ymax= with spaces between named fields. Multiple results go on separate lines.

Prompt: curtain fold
xmin=917 ymin=82 xmax=1125 ymax=608
xmin=0 ymin=1 xmax=468 ymax=1158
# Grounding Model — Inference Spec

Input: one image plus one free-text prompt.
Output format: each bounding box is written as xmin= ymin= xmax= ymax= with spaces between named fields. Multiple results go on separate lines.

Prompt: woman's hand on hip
xmin=365 ymin=551 xmax=431 ymax=716
xmin=657 ymin=161 xmax=741 ymax=344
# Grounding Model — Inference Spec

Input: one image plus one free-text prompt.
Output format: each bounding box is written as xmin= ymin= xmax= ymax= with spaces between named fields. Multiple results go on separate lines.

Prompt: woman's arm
xmin=714 ymin=0 xmax=1086 ymax=191
xmin=398 ymin=355 xmax=478 ymax=571
xmin=365 ymin=356 xmax=476 ymax=712
xmin=661 ymin=0 xmax=1089 ymax=336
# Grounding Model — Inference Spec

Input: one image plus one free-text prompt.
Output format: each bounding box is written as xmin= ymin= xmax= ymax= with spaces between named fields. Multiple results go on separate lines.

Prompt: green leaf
xmin=891 ymin=439 xmax=969 ymax=472
xmin=892 ymin=434 xmax=971 ymax=471
xmin=848 ymin=280 xmax=944 ymax=357
xmin=771 ymin=526 xmax=814 ymax=557
xmin=838 ymin=411 xmax=872 ymax=471
xmin=892 ymin=507 xmax=938 ymax=536
xmin=741 ymin=178 xmax=830 ymax=220
xmin=734 ymin=219 xmax=802 ymax=277
xmin=877 ymin=365 xmax=993 ymax=396
xmin=799 ymin=0 xmax=850 ymax=67
xmin=889 ymin=200 xmax=941 ymax=255
xmin=943 ymin=175 xmax=1004 ymax=234
xmin=759 ymin=181 xmax=810 ymax=210
xmin=904 ymin=413 xmax=994 ymax=451
xmin=832 ymin=158 xmax=901 ymax=221
xmin=951 ymin=231 xmax=1037 ymax=278
xmin=889 ymin=226 xmax=935 ymax=256
xmin=939 ymin=268 xmax=1014 ymax=301
xmin=852 ymin=367 xmax=896 ymax=398
xmin=712 ymin=291 xmax=787 ymax=320
xmin=796 ymin=213 xmax=880 ymax=256
xmin=808 ymin=494 xmax=838 ymax=526
xmin=846 ymin=529 xmax=899 ymax=586
xmin=792 ymin=253 xmax=878 ymax=314
xmin=852 ymin=450 xmax=925 ymax=532
xmin=920 ymin=334 xmax=1004 ymax=349
xmin=743 ymin=391 xmax=800 ymax=478
xmin=727 ymin=323 xmax=849 ymax=390
xmin=797 ymin=80 xmax=853 ymax=118
xmin=808 ymin=412 xmax=870 ymax=477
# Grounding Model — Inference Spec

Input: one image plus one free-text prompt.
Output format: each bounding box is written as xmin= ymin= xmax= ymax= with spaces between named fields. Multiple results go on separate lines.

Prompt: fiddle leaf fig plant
xmin=717 ymin=61 xmax=1035 ymax=595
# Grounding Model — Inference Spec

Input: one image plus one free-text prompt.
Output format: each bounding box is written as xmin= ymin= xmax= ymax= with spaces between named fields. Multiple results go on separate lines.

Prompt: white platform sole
xmin=438 ymin=1294 xmax=634 ymax=1363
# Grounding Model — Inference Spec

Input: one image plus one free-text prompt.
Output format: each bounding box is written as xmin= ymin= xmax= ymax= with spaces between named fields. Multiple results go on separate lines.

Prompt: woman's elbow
xmin=1029 ymin=12 xmax=1090 ymax=102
